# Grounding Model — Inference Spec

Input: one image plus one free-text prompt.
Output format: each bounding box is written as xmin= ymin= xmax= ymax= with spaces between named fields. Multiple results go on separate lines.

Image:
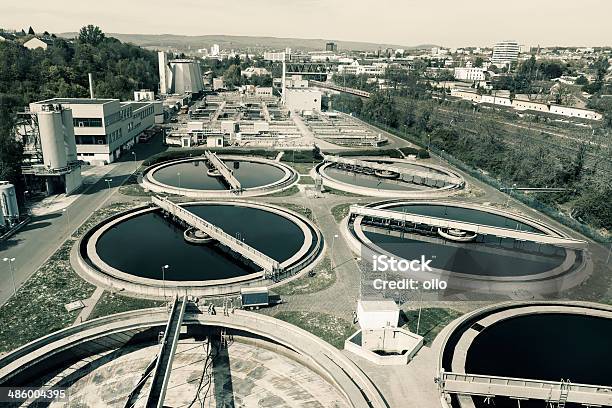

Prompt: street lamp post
xmin=330 ymin=234 xmax=339 ymax=269
xmin=104 ymin=178 xmax=112 ymax=190
xmin=161 ymin=264 xmax=169 ymax=303
xmin=62 ymin=208 xmax=69 ymax=236
xmin=3 ymin=257 xmax=17 ymax=295
xmin=177 ymin=172 xmax=181 ymax=189
xmin=131 ymin=151 xmax=137 ymax=162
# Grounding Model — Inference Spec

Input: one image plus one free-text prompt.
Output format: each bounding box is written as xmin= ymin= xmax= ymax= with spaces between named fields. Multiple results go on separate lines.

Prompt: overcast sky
xmin=2 ymin=0 xmax=610 ymax=48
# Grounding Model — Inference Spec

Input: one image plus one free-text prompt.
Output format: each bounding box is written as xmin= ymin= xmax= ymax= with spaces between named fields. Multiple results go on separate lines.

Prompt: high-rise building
xmin=210 ymin=44 xmax=220 ymax=56
xmin=491 ymin=40 xmax=520 ymax=66
xmin=325 ymin=42 xmax=338 ymax=52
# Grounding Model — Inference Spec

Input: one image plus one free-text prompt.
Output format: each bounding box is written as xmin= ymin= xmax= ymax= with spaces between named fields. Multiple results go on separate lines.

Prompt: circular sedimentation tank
xmin=141 ymin=156 xmax=298 ymax=197
xmin=440 ymin=302 xmax=612 ymax=408
xmin=313 ymin=157 xmax=464 ymax=197
xmin=74 ymin=201 xmax=322 ymax=298
xmin=345 ymin=201 xmax=588 ymax=295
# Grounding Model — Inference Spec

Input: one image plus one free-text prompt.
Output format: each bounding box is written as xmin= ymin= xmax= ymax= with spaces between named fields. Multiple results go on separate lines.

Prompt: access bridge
xmin=325 ymin=155 xmax=463 ymax=187
xmin=350 ymin=205 xmax=588 ymax=249
xmin=152 ymin=196 xmax=282 ymax=274
xmin=440 ymin=372 xmax=612 ymax=407
xmin=204 ymin=150 xmax=242 ymax=191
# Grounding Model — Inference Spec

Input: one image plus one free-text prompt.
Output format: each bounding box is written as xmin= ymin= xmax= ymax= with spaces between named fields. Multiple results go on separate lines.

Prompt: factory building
xmin=17 ymin=97 xmax=161 ymax=195
xmin=158 ymin=52 xmax=204 ymax=95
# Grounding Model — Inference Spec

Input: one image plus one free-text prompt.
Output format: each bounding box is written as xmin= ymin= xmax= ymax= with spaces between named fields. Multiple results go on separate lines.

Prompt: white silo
xmin=0 ymin=181 xmax=19 ymax=225
xmin=37 ymin=105 xmax=68 ymax=169
xmin=61 ymin=108 xmax=78 ymax=163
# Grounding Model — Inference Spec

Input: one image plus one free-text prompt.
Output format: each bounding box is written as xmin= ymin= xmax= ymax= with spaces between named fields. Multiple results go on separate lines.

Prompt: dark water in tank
xmin=386 ymin=204 xmax=540 ymax=232
xmin=324 ymin=167 xmax=422 ymax=191
xmin=153 ymin=159 xmax=285 ymax=190
xmin=363 ymin=204 xmax=566 ymax=277
xmin=464 ymin=313 xmax=612 ymax=408
xmin=95 ymin=205 xmax=304 ymax=281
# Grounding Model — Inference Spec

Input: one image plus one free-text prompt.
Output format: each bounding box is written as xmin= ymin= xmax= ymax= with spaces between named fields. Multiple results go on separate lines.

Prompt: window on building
xmin=73 ymin=118 xmax=102 ymax=127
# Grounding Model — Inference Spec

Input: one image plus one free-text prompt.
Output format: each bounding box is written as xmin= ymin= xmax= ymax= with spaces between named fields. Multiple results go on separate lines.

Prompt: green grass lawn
xmin=290 ymin=162 xmax=318 ymax=175
xmin=324 ymin=187 xmax=365 ymax=197
xmin=273 ymin=311 xmax=356 ymax=349
xmin=402 ymin=308 xmax=463 ymax=346
xmin=298 ymin=175 xmax=315 ymax=185
xmin=331 ymin=203 xmax=352 ymax=223
xmin=0 ymin=241 xmax=96 ymax=353
xmin=0 ymin=203 xmax=143 ymax=354
xmin=88 ymin=291 xmax=165 ymax=320
xmin=265 ymin=185 xmax=299 ymax=197
xmin=276 ymin=203 xmax=312 ymax=220
xmin=274 ymin=258 xmax=335 ymax=296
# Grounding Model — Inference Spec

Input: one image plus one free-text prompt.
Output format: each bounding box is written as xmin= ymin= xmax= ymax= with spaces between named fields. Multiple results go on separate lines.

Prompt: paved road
xmin=0 ymin=137 xmax=166 ymax=306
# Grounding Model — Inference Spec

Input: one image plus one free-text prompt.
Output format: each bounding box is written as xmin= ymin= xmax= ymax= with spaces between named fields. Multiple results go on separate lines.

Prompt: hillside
xmin=59 ymin=32 xmax=435 ymax=53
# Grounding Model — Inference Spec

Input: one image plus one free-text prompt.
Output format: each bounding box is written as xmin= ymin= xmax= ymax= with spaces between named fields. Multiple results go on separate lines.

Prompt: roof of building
xmin=34 ymin=98 xmax=117 ymax=105
xmin=358 ymin=300 xmax=399 ymax=312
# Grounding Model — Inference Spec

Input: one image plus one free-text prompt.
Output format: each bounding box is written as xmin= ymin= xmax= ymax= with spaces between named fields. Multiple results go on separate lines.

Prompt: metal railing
xmin=350 ymin=205 xmax=588 ymax=249
xmin=152 ymin=196 xmax=280 ymax=273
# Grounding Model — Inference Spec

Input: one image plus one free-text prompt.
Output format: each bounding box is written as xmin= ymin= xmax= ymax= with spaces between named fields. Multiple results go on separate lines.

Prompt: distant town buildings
xmin=326 ymin=42 xmax=338 ymax=52
xmin=491 ymin=40 xmax=520 ymax=66
xmin=210 ymin=43 xmax=220 ymax=56
xmin=450 ymin=88 xmax=603 ymax=121
xmin=454 ymin=67 xmax=486 ymax=81
xmin=242 ymin=67 xmax=271 ymax=78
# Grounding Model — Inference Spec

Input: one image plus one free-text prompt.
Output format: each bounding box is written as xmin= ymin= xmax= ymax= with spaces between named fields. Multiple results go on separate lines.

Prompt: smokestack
xmin=88 ymin=73 xmax=95 ymax=99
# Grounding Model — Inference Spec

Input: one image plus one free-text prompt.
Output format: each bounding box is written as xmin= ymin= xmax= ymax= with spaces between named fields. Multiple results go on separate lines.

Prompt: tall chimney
xmin=88 ymin=73 xmax=95 ymax=99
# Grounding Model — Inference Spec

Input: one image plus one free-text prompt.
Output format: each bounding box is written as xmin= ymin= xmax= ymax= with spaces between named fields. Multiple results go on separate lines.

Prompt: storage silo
xmin=0 ymin=181 xmax=19 ymax=225
xmin=37 ymin=106 xmax=68 ymax=169
xmin=61 ymin=108 xmax=78 ymax=163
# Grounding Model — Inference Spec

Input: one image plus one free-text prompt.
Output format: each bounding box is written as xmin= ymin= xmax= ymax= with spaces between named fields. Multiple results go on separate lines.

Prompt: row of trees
xmin=330 ymin=89 xmax=611 ymax=231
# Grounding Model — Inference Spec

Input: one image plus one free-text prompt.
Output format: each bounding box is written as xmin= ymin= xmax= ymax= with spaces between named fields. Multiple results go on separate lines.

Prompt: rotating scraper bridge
xmin=204 ymin=150 xmax=242 ymax=191
xmin=324 ymin=155 xmax=464 ymax=188
xmin=152 ymin=196 xmax=282 ymax=275
xmin=349 ymin=205 xmax=587 ymax=249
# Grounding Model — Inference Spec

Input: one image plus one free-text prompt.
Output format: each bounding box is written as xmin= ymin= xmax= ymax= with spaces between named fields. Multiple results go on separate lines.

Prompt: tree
xmin=551 ymin=83 xmax=574 ymax=105
xmin=78 ymin=25 xmax=105 ymax=46
xmin=474 ymin=57 xmax=484 ymax=68
xmin=27 ymin=26 xmax=35 ymax=35
xmin=223 ymin=64 xmax=241 ymax=88
xmin=575 ymin=75 xmax=589 ymax=86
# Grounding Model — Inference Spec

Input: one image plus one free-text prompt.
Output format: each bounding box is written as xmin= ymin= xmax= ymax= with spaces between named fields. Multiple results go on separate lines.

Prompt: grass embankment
xmin=0 ymin=203 xmax=141 ymax=353
xmin=331 ymin=203 xmax=352 ymax=223
xmin=88 ymin=292 xmax=164 ymax=320
xmin=274 ymin=258 xmax=335 ymax=296
xmin=273 ymin=311 xmax=355 ymax=349
xmin=402 ymin=308 xmax=463 ymax=346
xmin=298 ymin=176 xmax=315 ymax=185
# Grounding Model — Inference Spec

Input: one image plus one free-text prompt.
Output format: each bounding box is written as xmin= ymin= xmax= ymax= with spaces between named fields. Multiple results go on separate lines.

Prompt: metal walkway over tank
xmin=204 ymin=150 xmax=242 ymax=191
xmin=324 ymin=155 xmax=463 ymax=187
xmin=441 ymin=372 xmax=612 ymax=407
xmin=144 ymin=295 xmax=187 ymax=408
xmin=350 ymin=205 xmax=588 ymax=249
xmin=152 ymin=196 xmax=281 ymax=274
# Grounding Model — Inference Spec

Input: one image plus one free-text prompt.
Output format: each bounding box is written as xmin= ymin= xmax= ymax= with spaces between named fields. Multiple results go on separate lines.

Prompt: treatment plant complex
xmin=0 ymin=24 xmax=610 ymax=408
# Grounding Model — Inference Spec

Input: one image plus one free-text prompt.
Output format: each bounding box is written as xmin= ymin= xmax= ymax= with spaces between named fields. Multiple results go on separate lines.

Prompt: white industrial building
xmin=27 ymin=98 xmax=161 ymax=166
xmin=158 ymin=52 xmax=205 ymax=95
xmin=491 ymin=40 xmax=520 ymax=66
